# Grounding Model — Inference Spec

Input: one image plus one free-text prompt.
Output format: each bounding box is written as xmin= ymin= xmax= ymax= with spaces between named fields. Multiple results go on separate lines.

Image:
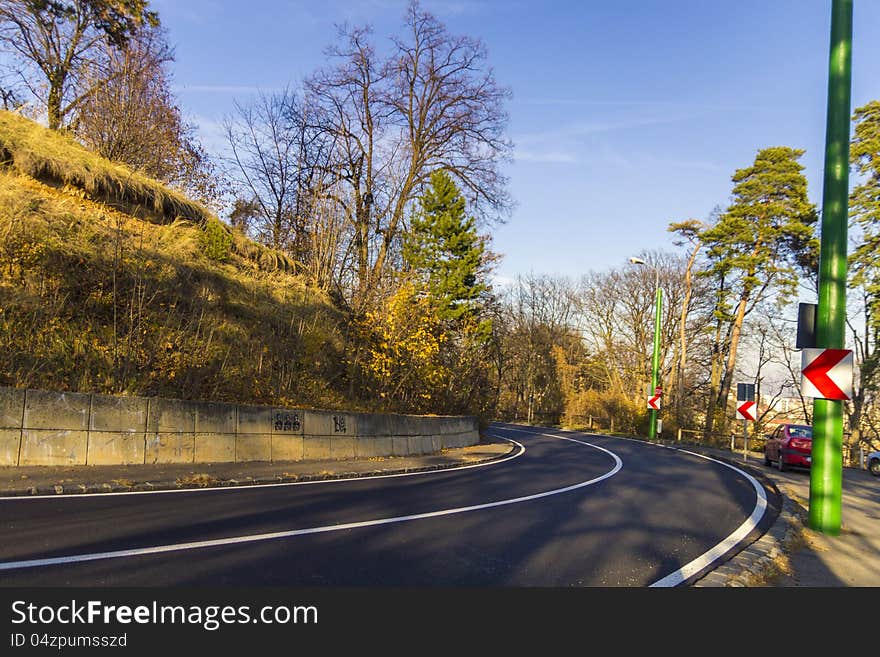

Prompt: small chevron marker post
xmin=735 ymin=400 xmax=756 ymax=422
xmin=735 ymin=383 xmax=756 ymax=461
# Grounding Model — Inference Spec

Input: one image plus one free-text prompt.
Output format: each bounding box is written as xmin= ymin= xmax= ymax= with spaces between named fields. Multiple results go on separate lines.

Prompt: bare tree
xmin=0 ymin=64 xmax=23 ymax=109
xmin=74 ymin=28 xmax=172 ymax=162
xmin=223 ymin=88 xmax=304 ymax=255
xmin=578 ymin=264 xmax=664 ymax=405
xmin=73 ymin=27 xmax=217 ymax=206
xmin=306 ymin=175 xmax=351 ymax=295
xmin=0 ymin=0 xmax=158 ymax=129
xmin=306 ymin=25 xmax=389 ymax=303
xmin=307 ymin=1 xmax=512 ymax=307
xmin=763 ymin=311 xmax=813 ymax=423
xmin=377 ymin=1 xmax=512 ymax=275
xmin=744 ymin=316 xmax=805 ymax=433
xmin=495 ymin=274 xmax=578 ymax=423
xmin=573 ymin=251 xmax=716 ymax=434
xmin=847 ymin=287 xmax=880 ymax=450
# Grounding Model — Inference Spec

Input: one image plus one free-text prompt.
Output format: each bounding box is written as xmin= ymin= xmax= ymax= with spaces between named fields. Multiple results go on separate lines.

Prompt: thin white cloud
xmin=513 ymin=150 xmax=577 ymax=164
xmin=519 ymin=98 xmax=773 ymax=113
xmin=515 ymin=121 xmax=613 ymax=146
xmin=515 ymin=115 xmax=698 ymax=146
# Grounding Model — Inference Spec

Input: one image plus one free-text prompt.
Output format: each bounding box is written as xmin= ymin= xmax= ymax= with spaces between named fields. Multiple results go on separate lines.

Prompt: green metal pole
xmin=649 ymin=274 xmax=662 ymax=440
xmin=810 ymin=0 xmax=852 ymax=536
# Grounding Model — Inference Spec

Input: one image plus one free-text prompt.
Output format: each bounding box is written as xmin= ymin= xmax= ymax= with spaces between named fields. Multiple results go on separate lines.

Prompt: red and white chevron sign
xmin=736 ymin=400 xmax=756 ymax=422
xmin=801 ymin=348 xmax=853 ymax=400
xmin=647 ymin=391 xmax=662 ymax=411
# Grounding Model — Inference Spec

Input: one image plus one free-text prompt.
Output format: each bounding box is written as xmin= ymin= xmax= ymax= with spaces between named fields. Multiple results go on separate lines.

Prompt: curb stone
xmin=692 ymin=493 xmax=806 ymax=587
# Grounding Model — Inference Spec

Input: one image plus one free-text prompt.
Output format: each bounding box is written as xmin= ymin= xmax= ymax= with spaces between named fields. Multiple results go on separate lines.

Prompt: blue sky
xmin=153 ymin=0 xmax=880 ymax=283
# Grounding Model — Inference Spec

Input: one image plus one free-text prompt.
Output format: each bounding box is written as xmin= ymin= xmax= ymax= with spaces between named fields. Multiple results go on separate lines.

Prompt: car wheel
xmin=777 ymin=452 xmax=785 ymax=472
xmin=870 ymin=458 xmax=880 ymax=477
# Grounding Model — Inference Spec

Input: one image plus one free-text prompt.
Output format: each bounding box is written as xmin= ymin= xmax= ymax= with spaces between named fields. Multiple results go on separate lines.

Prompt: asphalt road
xmin=0 ymin=424 xmax=780 ymax=587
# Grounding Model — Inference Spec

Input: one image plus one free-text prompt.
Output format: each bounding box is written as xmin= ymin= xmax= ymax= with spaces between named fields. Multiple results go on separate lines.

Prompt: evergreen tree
xmin=848 ymin=100 xmax=880 ymax=449
xmin=403 ymin=170 xmax=488 ymax=323
xmin=699 ymin=146 xmax=818 ymax=436
xmin=393 ymin=169 xmax=494 ymax=415
xmin=851 ymin=101 xmax=880 ymax=271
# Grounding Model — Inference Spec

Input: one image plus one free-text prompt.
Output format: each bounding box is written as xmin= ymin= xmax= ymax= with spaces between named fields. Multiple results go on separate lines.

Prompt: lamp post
xmin=810 ymin=0 xmax=852 ymax=535
xmin=630 ymin=257 xmax=662 ymax=440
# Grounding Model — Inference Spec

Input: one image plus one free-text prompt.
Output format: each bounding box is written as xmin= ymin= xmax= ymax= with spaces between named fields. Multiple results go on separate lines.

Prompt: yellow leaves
xmin=360 ymin=282 xmax=450 ymax=404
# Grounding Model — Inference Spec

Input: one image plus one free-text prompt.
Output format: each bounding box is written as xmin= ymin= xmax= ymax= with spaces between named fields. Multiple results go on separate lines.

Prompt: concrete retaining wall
xmin=0 ymin=387 xmax=479 ymax=466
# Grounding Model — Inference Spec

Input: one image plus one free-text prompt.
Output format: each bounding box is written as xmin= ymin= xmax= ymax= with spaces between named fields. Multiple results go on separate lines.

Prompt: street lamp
xmin=630 ymin=257 xmax=662 ymax=440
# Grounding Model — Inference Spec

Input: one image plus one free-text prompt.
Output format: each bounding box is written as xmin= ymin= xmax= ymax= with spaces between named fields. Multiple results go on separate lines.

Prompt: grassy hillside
xmin=0 ymin=110 xmax=210 ymax=227
xmin=0 ymin=111 xmax=347 ymax=408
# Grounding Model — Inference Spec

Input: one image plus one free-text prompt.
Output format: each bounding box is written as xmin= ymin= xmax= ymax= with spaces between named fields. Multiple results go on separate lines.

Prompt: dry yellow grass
xmin=176 ymin=473 xmax=219 ymax=487
xmin=0 ymin=118 xmax=345 ymax=408
xmin=0 ymin=110 xmax=210 ymax=226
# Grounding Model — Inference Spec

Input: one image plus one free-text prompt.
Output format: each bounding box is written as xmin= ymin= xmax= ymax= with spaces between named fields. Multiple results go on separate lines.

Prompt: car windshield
xmin=788 ymin=426 xmax=812 ymax=438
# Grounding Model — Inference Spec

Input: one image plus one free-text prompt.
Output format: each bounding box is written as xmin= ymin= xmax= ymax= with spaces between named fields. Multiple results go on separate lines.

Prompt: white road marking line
xmin=494 ymin=424 xmax=769 ymax=587
xmin=0 ymin=440 xmax=526 ymax=501
xmin=648 ymin=448 xmax=767 ymax=587
xmin=0 ymin=436 xmax=621 ymax=572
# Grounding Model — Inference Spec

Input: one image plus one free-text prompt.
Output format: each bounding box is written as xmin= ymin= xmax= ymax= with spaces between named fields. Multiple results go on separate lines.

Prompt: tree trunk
xmin=47 ymin=74 xmax=64 ymax=130
xmin=352 ymin=194 xmax=371 ymax=309
xmin=704 ymin=321 xmax=723 ymax=440
xmin=677 ymin=242 xmax=699 ymax=428
xmin=716 ymin=293 xmax=750 ymax=435
xmin=667 ymin=340 xmax=679 ymax=426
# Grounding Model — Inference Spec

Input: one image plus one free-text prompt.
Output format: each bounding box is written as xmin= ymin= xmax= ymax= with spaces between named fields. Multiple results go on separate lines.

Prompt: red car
xmin=764 ymin=423 xmax=812 ymax=471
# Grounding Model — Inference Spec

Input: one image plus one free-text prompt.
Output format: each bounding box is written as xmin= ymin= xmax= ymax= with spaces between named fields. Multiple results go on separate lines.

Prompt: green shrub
xmin=199 ymin=218 xmax=233 ymax=262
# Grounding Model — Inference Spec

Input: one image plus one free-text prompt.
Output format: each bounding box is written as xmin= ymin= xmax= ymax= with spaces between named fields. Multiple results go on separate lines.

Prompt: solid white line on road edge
xmin=0 ymin=439 xmax=526 ymax=502
xmin=0 ymin=437 xmax=622 ymax=573
xmin=648 ymin=448 xmax=767 ymax=587
xmin=492 ymin=424 xmax=768 ymax=587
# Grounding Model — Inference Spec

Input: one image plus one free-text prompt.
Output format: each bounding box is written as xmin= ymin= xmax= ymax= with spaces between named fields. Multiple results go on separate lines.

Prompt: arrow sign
xmin=647 ymin=393 xmax=662 ymax=410
xmin=801 ymin=348 xmax=853 ymax=400
xmin=736 ymin=400 xmax=756 ymax=421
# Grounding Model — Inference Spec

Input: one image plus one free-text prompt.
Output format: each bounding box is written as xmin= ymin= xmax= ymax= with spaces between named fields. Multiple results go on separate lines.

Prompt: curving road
xmin=0 ymin=424 xmax=779 ymax=586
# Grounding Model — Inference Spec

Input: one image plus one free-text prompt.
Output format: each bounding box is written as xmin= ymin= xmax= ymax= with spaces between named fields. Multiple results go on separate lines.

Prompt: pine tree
xmin=403 ymin=170 xmax=488 ymax=323
xmin=848 ymin=100 xmax=880 ymax=450
xmin=850 ymin=101 xmax=880 ymax=274
xmin=699 ymin=146 xmax=818 ymax=435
